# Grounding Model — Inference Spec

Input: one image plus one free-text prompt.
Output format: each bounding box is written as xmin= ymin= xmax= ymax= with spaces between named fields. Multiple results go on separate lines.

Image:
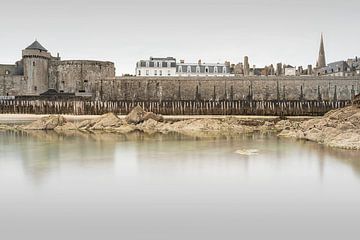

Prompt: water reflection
xmin=1 ymin=130 xmax=359 ymax=184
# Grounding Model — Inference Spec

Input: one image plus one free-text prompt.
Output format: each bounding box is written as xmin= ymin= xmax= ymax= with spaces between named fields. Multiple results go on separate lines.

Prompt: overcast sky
xmin=1 ymin=0 xmax=359 ymax=75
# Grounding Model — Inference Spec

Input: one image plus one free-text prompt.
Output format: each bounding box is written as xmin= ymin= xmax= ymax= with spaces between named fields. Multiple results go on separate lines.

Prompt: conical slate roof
xmin=26 ymin=40 xmax=48 ymax=52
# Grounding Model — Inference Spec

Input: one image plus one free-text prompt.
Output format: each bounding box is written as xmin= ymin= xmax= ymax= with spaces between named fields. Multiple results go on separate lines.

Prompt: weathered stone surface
xmin=125 ymin=106 xmax=163 ymax=124
xmin=278 ymin=106 xmax=360 ymax=150
xmin=76 ymin=113 xmax=123 ymax=131
xmin=22 ymin=115 xmax=66 ymax=130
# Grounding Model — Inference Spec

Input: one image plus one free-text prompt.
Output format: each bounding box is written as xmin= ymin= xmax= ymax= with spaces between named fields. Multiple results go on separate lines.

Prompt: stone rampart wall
xmin=96 ymin=76 xmax=360 ymax=101
xmin=0 ymin=75 xmax=26 ymax=96
xmin=49 ymin=60 xmax=115 ymax=94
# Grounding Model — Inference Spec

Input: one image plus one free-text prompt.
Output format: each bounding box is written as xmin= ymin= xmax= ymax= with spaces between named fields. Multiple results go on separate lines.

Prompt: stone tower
xmin=244 ymin=56 xmax=250 ymax=76
xmin=316 ymin=34 xmax=326 ymax=68
xmin=22 ymin=40 xmax=51 ymax=95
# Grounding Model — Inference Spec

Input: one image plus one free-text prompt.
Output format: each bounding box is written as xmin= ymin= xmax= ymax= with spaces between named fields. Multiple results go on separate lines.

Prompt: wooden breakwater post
xmin=0 ymin=99 xmax=351 ymax=116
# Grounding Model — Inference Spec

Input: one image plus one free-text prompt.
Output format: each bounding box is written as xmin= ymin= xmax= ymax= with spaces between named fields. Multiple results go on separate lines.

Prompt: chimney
xmin=198 ymin=59 xmax=202 ymax=65
xmin=180 ymin=60 xmax=184 ymax=64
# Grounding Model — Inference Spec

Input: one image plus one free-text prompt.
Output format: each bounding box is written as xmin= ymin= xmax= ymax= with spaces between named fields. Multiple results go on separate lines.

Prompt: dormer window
xmin=187 ymin=66 xmax=191 ymax=73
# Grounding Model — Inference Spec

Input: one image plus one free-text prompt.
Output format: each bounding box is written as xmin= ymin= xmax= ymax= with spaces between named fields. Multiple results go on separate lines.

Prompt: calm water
xmin=0 ymin=130 xmax=359 ymax=240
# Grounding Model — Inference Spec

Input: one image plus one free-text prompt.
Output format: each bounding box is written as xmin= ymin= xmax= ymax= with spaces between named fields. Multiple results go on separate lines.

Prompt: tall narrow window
xmin=160 ymin=70 xmax=162 ymax=76
xmin=155 ymin=70 xmax=157 ymax=76
xmin=187 ymin=66 xmax=191 ymax=73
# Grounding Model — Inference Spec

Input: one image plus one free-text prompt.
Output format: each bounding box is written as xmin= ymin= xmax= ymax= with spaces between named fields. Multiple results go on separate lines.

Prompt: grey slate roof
xmin=26 ymin=40 xmax=48 ymax=52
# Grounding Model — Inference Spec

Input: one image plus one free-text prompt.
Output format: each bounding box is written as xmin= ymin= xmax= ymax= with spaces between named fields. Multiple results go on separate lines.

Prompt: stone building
xmin=0 ymin=40 xmax=115 ymax=96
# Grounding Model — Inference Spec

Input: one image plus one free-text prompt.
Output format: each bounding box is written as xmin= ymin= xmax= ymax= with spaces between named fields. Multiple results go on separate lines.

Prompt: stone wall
xmin=0 ymin=75 xmax=26 ymax=96
xmin=0 ymin=64 xmax=16 ymax=76
xmin=49 ymin=60 xmax=115 ymax=94
xmin=96 ymin=76 xmax=360 ymax=101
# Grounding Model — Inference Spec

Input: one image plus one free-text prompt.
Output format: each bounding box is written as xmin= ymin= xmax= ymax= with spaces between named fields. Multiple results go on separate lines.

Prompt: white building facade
xmin=136 ymin=57 xmax=177 ymax=77
xmin=136 ymin=57 xmax=232 ymax=77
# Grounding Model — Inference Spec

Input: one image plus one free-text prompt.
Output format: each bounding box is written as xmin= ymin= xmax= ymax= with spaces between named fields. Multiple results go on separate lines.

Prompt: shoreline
xmin=0 ymin=114 xmax=319 ymax=123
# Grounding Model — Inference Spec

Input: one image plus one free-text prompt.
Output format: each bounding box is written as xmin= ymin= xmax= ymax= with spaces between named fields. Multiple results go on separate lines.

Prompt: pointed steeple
xmin=316 ymin=33 xmax=326 ymax=68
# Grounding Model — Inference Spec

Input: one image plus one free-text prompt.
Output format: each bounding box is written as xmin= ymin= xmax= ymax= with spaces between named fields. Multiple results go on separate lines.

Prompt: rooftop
xmin=25 ymin=40 xmax=48 ymax=52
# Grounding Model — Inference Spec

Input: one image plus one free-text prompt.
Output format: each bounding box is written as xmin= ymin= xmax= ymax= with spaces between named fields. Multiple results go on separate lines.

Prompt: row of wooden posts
xmin=0 ymin=99 xmax=350 ymax=116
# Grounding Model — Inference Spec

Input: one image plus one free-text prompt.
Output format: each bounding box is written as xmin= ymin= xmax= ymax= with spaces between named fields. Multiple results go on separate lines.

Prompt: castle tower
xmin=316 ymin=34 xmax=326 ymax=68
xmin=22 ymin=40 xmax=51 ymax=95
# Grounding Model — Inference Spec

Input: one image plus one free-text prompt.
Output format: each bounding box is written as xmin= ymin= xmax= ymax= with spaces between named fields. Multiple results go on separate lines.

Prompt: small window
xmin=146 ymin=70 xmax=149 ymax=76
xmin=154 ymin=70 xmax=157 ymax=76
xmin=61 ymin=81 xmax=65 ymax=84
xmin=205 ymin=67 xmax=209 ymax=73
xmin=187 ymin=66 xmax=191 ymax=73
xmin=34 ymin=86 xmax=37 ymax=91
xmin=159 ymin=70 xmax=162 ymax=76
xmin=138 ymin=70 xmax=141 ymax=76
xmin=5 ymin=70 xmax=10 ymax=75
xmin=79 ymin=90 xmax=86 ymax=93
xmin=84 ymin=80 xmax=88 ymax=83
xmin=33 ymin=61 xmax=35 ymax=66
xmin=60 ymin=90 xmax=64 ymax=93
xmin=168 ymin=70 xmax=171 ymax=76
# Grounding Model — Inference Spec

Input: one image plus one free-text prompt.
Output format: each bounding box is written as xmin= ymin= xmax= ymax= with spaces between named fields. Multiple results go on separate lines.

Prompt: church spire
xmin=316 ymin=33 xmax=326 ymax=68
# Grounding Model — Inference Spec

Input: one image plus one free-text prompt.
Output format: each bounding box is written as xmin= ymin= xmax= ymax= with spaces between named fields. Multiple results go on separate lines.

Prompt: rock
xmin=75 ymin=113 xmax=123 ymax=131
xmin=89 ymin=113 xmax=123 ymax=130
xmin=125 ymin=106 xmax=146 ymax=124
xmin=278 ymin=106 xmax=360 ymax=150
xmin=143 ymin=112 xmax=164 ymax=122
xmin=54 ymin=122 xmax=78 ymax=131
xmin=125 ymin=106 xmax=163 ymax=124
xmin=22 ymin=115 xmax=66 ymax=130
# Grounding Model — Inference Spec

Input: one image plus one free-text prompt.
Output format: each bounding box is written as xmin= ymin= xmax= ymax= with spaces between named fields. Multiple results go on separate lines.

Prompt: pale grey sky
xmin=1 ymin=0 xmax=359 ymax=75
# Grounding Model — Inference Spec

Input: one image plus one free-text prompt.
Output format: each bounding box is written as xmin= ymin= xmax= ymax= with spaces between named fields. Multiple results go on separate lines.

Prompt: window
xmin=168 ymin=70 xmax=171 ymax=76
xmin=160 ymin=70 xmax=162 ymax=76
xmin=34 ymin=86 xmax=37 ymax=91
xmin=146 ymin=70 xmax=149 ymax=76
xmin=205 ymin=67 xmax=209 ymax=73
xmin=187 ymin=66 xmax=191 ymax=73
xmin=178 ymin=66 xmax=182 ymax=72
xmin=84 ymin=80 xmax=88 ymax=83
xmin=5 ymin=70 xmax=10 ymax=75
xmin=138 ymin=70 xmax=141 ymax=76
xmin=154 ymin=70 xmax=157 ymax=76
xmin=33 ymin=61 xmax=36 ymax=66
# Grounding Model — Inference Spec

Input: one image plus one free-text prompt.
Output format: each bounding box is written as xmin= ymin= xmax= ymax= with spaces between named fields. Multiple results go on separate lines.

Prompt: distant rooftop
xmin=25 ymin=40 xmax=48 ymax=52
